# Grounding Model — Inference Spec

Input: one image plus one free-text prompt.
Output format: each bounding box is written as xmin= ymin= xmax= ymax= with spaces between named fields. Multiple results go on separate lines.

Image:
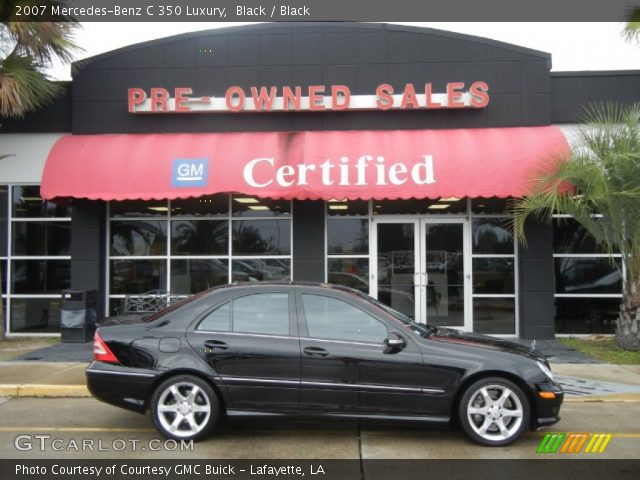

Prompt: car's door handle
xmin=204 ymin=339 xmax=229 ymax=350
xmin=303 ymin=346 xmax=329 ymax=357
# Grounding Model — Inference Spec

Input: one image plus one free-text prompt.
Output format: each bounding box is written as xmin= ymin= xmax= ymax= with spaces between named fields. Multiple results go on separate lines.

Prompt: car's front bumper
xmin=529 ymin=381 xmax=564 ymax=429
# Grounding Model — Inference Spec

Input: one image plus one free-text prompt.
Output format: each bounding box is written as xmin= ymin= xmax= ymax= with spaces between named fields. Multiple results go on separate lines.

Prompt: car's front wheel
xmin=150 ymin=375 xmax=220 ymax=441
xmin=458 ymin=377 xmax=530 ymax=446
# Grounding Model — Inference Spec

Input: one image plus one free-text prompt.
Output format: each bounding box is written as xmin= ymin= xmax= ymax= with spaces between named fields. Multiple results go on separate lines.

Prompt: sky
xmin=47 ymin=22 xmax=640 ymax=80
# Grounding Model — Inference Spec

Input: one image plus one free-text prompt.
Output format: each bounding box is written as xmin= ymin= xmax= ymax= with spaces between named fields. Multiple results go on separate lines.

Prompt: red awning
xmin=41 ymin=127 xmax=569 ymax=201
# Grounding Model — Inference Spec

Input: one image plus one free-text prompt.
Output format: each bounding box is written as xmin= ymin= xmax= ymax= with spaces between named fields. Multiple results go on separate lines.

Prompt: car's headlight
xmin=537 ymin=361 xmax=554 ymax=381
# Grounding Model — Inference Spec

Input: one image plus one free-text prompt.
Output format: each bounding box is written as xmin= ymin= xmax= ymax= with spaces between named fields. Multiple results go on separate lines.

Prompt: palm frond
xmin=0 ymin=51 xmax=59 ymax=117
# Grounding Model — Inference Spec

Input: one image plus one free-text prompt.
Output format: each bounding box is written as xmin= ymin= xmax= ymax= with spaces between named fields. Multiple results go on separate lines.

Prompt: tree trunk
xmin=616 ymin=279 xmax=640 ymax=350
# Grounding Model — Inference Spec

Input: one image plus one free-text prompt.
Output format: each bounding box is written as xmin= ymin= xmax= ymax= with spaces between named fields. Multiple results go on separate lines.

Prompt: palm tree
xmin=0 ymin=1 xmax=79 ymax=118
xmin=0 ymin=2 xmax=79 ymax=339
xmin=511 ymin=103 xmax=640 ymax=350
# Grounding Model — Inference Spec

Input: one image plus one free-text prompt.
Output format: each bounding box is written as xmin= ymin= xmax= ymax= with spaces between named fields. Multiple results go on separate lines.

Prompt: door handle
xmin=303 ymin=346 xmax=329 ymax=357
xmin=204 ymin=339 xmax=229 ymax=350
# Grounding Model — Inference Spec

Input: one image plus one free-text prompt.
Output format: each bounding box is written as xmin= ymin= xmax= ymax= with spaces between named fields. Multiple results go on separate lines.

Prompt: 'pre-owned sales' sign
xmin=127 ymin=82 xmax=489 ymax=114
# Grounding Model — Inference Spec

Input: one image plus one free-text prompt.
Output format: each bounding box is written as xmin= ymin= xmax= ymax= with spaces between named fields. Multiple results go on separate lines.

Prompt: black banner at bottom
xmin=3 ymin=459 xmax=640 ymax=480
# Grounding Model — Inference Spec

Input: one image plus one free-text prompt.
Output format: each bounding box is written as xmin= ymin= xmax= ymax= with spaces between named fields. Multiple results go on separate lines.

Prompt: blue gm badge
xmin=171 ymin=158 xmax=209 ymax=187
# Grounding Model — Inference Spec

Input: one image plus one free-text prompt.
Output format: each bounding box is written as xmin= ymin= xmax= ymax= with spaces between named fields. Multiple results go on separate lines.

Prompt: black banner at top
xmin=3 ymin=0 xmax=640 ymax=22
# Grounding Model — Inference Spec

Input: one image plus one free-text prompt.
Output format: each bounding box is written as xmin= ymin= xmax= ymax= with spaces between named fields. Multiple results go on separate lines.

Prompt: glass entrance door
xmin=374 ymin=218 xmax=470 ymax=329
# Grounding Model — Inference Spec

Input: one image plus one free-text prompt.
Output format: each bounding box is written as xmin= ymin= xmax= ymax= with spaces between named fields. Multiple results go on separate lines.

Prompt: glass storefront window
xmin=555 ymin=297 xmax=619 ymax=334
xmin=171 ymin=220 xmax=228 ymax=255
xmin=472 ymin=258 xmax=515 ymax=294
xmin=473 ymin=298 xmax=515 ymax=334
xmin=11 ymin=260 xmax=71 ymax=294
xmin=171 ymin=259 xmax=229 ymax=294
xmin=555 ymin=258 xmax=622 ymax=294
xmin=232 ymin=195 xmax=291 ymax=217
xmin=327 ymin=200 xmax=369 ymax=216
xmin=172 ymin=195 xmax=229 ymax=216
xmin=11 ymin=186 xmax=71 ymax=218
xmin=110 ymin=200 xmax=168 ymax=217
xmin=472 ymin=219 xmax=513 ymax=254
xmin=373 ymin=198 xmax=467 ymax=215
xmin=327 ymin=258 xmax=369 ymax=293
xmin=110 ymin=259 xmax=167 ymax=294
xmin=327 ymin=219 xmax=369 ymax=255
xmin=10 ymin=297 xmax=62 ymax=333
xmin=12 ymin=222 xmax=71 ymax=256
xmin=0 ymin=186 xmax=7 ymax=257
xmin=110 ymin=220 xmax=168 ymax=256
xmin=232 ymin=220 xmax=290 ymax=255
xmin=471 ymin=198 xmax=511 ymax=214
xmin=231 ymin=259 xmax=290 ymax=282
xmin=553 ymin=218 xmax=617 ymax=254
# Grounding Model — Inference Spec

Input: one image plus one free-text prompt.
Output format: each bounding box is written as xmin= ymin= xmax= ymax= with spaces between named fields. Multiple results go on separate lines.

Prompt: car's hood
xmin=429 ymin=327 xmax=544 ymax=362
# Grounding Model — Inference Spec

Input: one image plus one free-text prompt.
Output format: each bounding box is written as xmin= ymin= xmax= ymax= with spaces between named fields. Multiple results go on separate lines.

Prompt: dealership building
xmin=1 ymin=23 xmax=638 ymax=339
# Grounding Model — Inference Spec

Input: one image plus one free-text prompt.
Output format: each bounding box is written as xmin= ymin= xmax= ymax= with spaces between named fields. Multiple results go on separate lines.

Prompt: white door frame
xmin=371 ymin=216 xmax=471 ymax=330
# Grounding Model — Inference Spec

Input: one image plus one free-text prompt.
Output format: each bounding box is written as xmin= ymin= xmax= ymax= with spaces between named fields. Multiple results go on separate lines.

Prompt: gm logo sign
xmin=171 ymin=158 xmax=208 ymax=187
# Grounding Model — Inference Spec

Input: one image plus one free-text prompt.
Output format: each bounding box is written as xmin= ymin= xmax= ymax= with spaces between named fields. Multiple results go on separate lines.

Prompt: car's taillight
xmin=93 ymin=332 xmax=119 ymax=364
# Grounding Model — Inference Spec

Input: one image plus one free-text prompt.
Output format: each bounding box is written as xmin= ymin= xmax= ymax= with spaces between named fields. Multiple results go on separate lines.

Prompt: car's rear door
xmin=296 ymin=288 xmax=426 ymax=415
xmin=186 ymin=288 xmax=300 ymax=411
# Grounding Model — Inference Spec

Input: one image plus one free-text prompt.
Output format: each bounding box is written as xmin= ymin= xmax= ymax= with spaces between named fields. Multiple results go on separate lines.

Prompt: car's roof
xmin=216 ymin=280 xmax=360 ymax=293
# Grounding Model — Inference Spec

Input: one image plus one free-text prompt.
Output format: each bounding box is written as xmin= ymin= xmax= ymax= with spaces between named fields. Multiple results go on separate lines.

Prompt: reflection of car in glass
xmin=88 ymin=283 xmax=562 ymax=446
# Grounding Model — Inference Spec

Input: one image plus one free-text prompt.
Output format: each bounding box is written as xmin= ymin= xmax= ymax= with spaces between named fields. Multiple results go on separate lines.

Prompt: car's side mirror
xmin=384 ymin=332 xmax=406 ymax=353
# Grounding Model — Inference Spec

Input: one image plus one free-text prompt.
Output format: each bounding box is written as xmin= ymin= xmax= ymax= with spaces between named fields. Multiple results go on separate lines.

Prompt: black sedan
xmin=87 ymin=282 xmax=563 ymax=446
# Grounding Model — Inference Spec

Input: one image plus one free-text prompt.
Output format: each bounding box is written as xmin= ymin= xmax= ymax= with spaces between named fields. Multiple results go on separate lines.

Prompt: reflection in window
xmin=473 ymin=298 xmax=515 ymax=334
xmin=10 ymin=297 xmax=62 ymax=333
xmin=472 ymin=219 xmax=513 ymax=254
xmin=553 ymin=218 xmax=616 ymax=254
xmin=327 ymin=258 xmax=369 ymax=293
xmin=11 ymin=260 xmax=70 ymax=294
xmin=171 ymin=259 xmax=228 ymax=295
xmin=110 ymin=221 xmax=167 ymax=256
xmin=555 ymin=297 xmax=619 ymax=334
xmin=197 ymin=303 xmax=231 ymax=331
xmin=172 ymin=195 xmax=228 ymax=216
xmin=171 ymin=220 xmax=228 ymax=255
xmin=233 ymin=293 xmax=289 ymax=335
xmin=327 ymin=219 xmax=368 ymax=254
xmin=12 ymin=222 xmax=71 ymax=256
xmin=472 ymin=258 xmax=515 ymax=294
xmin=555 ymin=258 xmax=621 ymax=294
xmin=327 ymin=200 xmax=369 ymax=216
xmin=110 ymin=259 xmax=167 ymax=294
xmin=232 ymin=220 xmax=290 ymax=255
xmin=232 ymin=195 xmax=290 ymax=217
xmin=231 ymin=259 xmax=290 ymax=282
xmin=12 ymin=186 xmax=71 ymax=218
xmin=302 ymin=294 xmax=387 ymax=343
xmin=110 ymin=200 xmax=167 ymax=217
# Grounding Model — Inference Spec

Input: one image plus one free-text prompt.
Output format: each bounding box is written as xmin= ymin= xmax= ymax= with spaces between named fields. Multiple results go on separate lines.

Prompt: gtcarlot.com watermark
xmin=14 ymin=434 xmax=193 ymax=452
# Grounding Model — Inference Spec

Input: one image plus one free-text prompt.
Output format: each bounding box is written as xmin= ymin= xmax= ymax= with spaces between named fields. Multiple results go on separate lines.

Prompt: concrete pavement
xmin=0 ymin=361 xmax=639 ymax=401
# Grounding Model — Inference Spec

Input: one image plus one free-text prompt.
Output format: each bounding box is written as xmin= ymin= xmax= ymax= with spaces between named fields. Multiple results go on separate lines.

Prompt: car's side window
xmin=232 ymin=293 xmax=290 ymax=336
xmin=197 ymin=302 xmax=231 ymax=332
xmin=301 ymin=294 xmax=388 ymax=343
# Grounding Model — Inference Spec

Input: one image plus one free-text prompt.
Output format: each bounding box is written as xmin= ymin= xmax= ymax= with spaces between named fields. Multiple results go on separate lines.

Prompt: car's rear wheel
xmin=458 ymin=377 xmax=530 ymax=446
xmin=150 ymin=375 xmax=220 ymax=441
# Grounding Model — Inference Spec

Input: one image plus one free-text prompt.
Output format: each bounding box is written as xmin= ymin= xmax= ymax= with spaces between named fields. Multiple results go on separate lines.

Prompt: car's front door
xmin=296 ymin=290 xmax=426 ymax=415
xmin=187 ymin=290 xmax=300 ymax=411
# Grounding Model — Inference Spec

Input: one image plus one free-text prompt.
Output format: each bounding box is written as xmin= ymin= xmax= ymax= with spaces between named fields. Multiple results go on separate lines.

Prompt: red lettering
xmin=282 ymin=86 xmax=302 ymax=111
xmin=470 ymin=81 xmax=490 ymax=108
xmin=400 ymin=84 xmax=419 ymax=109
xmin=127 ymin=88 xmax=147 ymax=113
xmin=424 ymin=83 xmax=442 ymax=109
xmin=174 ymin=87 xmax=192 ymax=112
xmin=331 ymin=85 xmax=351 ymax=110
xmin=150 ymin=88 xmax=169 ymax=112
xmin=376 ymin=84 xmax=394 ymax=110
xmin=251 ymin=86 xmax=278 ymax=111
xmin=225 ymin=86 xmax=245 ymax=112
xmin=308 ymin=85 xmax=326 ymax=111
xmin=446 ymin=82 xmax=465 ymax=108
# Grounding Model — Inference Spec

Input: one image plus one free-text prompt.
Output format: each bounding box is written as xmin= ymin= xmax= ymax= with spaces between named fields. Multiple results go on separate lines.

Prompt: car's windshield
xmin=348 ymin=289 xmax=436 ymax=337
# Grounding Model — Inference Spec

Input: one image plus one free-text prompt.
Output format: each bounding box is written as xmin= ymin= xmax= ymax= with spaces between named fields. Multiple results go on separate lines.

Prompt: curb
xmin=0 ymin=385 xmax=91 ymax=398
xmin=564 ymin=393 xmax=640 ymax=403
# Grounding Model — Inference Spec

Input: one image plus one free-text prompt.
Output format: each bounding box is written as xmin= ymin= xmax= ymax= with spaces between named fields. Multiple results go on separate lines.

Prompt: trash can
xmin=60 ymin=290 xmax=98 ymax=343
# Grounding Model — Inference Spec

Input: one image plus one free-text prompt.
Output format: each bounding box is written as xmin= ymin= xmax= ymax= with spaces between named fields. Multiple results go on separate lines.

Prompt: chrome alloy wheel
xmin=156 ymin=382 xmax=211 ymax=438
xmin=466 ymin=384 xmax=524 ymax=442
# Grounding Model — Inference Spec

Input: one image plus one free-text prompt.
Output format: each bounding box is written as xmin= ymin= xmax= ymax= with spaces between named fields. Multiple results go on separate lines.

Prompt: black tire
xmin=458 ymin=376 xmax=530 ymax=446
xmin=150 ymin=374 xmax=220 ymax=441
